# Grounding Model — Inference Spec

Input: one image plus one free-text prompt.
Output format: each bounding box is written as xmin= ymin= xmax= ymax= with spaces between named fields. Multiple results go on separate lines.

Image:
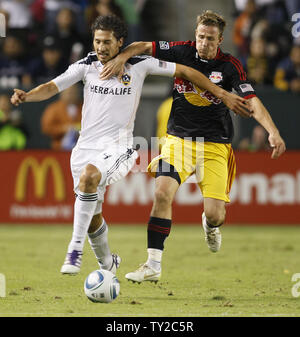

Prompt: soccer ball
xmin=84 ymin=269 xmax=120 ymax=303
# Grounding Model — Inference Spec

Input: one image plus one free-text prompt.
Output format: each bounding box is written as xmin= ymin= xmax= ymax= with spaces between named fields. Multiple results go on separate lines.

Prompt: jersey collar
xmin=195 ymin=47 xmax=222 ymax=63
xmin=195 ymin=51 xmax=208 ymax=63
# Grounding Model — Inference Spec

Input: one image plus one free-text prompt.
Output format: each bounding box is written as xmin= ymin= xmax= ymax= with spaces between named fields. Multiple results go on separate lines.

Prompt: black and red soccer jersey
xmin=152 ymin=40 xmax=257 ymax=143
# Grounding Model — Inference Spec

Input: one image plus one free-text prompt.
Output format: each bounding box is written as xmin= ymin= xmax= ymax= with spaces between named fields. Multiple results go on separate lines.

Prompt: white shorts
xmin=70 ymin=144 xmax=138 ymax=205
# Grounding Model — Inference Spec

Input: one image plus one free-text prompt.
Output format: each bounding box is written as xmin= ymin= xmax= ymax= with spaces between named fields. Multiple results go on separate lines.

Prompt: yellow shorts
xmin=148 ymin=134 xmax=236 ymax=203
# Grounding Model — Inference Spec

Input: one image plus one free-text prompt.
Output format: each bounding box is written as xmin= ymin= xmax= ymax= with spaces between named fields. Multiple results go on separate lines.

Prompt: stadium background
xmin=0 ymin=0 xmax=299 ymax=225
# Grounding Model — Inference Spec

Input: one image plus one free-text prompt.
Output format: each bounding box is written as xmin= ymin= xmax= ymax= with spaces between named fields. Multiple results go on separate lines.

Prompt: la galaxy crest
xmin=121 ymin=73 xmax=131 ymax=86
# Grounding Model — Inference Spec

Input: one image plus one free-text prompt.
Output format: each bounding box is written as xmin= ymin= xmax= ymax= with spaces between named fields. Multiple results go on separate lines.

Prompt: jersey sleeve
xmin=144 ymin=57 xmax=176 ymax=77
xmin=52 ymin=62 xmax=86 ymax=92
xmin=226 ymin=57 xmax=257 ymax=99
xmin=152 ymin=41 xmax=190 ymax=63
xmin=134 ymin=56 xmax=176 ymax=77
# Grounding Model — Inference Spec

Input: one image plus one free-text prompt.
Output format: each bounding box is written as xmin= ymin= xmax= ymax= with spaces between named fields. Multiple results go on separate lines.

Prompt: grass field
xmin=0 ymin=224 xmax=300 ymax=317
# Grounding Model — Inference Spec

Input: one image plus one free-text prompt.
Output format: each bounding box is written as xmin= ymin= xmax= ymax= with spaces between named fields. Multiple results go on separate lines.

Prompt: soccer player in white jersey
xmin=11 ymin=15 xmax=251 ymax=275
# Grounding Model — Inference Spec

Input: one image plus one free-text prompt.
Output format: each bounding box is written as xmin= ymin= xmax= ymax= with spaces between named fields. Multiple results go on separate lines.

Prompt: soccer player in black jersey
xmin=101 ymin=10 xmax=286 ymax=283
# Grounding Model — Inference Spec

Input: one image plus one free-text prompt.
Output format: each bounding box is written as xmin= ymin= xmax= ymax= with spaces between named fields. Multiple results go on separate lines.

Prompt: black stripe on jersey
xmin=127 ymin=56 xmax=149 ymax=65
xmin=78 ymin=53 xmax=98 ymax=65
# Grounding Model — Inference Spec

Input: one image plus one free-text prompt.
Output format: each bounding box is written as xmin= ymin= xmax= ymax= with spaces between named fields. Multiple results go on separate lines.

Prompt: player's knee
xmin=205 ymin=207 xmax=226 ymax=227
xmin=154 ymin=188 xmax=173 ymax=208
xmin=79 ymin=165 xmax=101 ymax=192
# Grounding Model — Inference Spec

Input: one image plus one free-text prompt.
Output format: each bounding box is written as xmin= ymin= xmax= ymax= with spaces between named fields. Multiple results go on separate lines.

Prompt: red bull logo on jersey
xmin=200 ymin=90 xmax=222 ymax=104
xmin=209 ymin=71 xmax=223 ymax=84
xmin=174 ymin=78 xmax=197 ymax=94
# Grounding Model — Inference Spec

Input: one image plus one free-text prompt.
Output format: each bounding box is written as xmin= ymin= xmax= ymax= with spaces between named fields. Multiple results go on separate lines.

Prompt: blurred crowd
xmin=0 ymin=0 xmax=298 ymax=93
xmin=232 ymin=0 xmax=300 ymax=151
xmin=0 ymin=0 xmax=147 ymax=90
xmin=233 ymin=0 xmax=300 ymax=94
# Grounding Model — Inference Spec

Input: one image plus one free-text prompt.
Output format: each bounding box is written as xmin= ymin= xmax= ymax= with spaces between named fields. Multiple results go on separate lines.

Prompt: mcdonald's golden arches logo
xmin=15 ymin=157 xmax=66 ymax=202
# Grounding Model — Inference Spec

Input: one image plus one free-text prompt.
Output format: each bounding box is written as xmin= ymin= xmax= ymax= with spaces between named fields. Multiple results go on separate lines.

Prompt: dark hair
xmin=91 ymin=15 xmax=128 ymax=41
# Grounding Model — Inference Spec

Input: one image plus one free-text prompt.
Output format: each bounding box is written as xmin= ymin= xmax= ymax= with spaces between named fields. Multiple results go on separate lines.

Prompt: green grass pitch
xmin=0 ymin=224 xmax=300 ymax=317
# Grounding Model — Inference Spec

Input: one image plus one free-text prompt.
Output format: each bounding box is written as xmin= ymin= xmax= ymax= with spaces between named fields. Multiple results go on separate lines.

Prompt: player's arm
xmin=11 ymin=59 xmax=85 ymax=106
xmin=102 ymin=43 xmax=251 ymax=117
xmin=174 ymin=64 xmax=251 ymax=117
xmin=248 ymin=96 xmax=286 ymax=159
xmin=11 ymin=81 xmax=59 ymax=106
xmin=101 ymin=42 xmax=153 ymax=80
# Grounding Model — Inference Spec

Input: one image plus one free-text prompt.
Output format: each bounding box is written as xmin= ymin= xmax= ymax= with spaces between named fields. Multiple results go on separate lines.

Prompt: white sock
xmin=202 ymin=213 xmax=213 ymax=233
xmin=68 ymin=192 xmax=98 ymax=253
xmin=88 ymin=218 xmax=112 ymax=269
xmin=147 ymin=248 xmax=162 ymax=271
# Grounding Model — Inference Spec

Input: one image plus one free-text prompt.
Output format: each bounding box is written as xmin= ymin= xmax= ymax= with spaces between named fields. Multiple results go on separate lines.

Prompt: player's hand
xmin=268 ymin=133 xmax=286 ymax=159
xmin=222 ymin=92 xmax=253 ymax=118
xmin=11 ymin=89 xmax=27 ymax=106
xmin=100 ymin=55 xmax=126 ymax=81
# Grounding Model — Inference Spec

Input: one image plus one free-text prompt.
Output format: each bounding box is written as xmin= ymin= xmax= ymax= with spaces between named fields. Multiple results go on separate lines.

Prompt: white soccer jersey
xmin=52 ymin=52 xmax=176 ymax=150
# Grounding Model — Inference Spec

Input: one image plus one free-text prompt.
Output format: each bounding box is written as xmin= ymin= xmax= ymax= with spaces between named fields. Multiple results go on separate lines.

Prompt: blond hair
xmin=197 ymin=10 xmax=226 ymax=37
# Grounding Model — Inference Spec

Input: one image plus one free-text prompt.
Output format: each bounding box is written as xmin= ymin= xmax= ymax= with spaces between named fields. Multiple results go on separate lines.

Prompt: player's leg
xmin=85 ymin=146 xmax=137 ymax=274
xmin=203 ymin=197 xmax=226 ymax=226
xmin=61 ymin=164 xmax=101 ymax=274
xmin=87 ymin=207 xmax=121 ymax=275
xmin=202 ymin=197 xmax=225 ymax=252
xmin=147 ymin=174 xmax=179 ymax=264
xmin=148 ymin=136 xmax=193 ymax=271
xmin=126 ymin=135 xmax=193 ymax=283
xmin=126 ymin=175 xmax=179 ymax=283
xmin=198 ymin=143 xmax=236 ymax=252
xmin=125 ymin=164 xmax=180 ymax=283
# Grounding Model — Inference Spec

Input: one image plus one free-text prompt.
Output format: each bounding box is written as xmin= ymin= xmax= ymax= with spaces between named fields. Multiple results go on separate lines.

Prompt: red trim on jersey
xmin=152 ymin=41 xmax=156 ymax=57
xmin=214 ymin=47 xmax=221 ymax=59
xmin=229 ymin=56 xmax=246 ymax=81
xmin=215 ymin=47 xmax=225 ymax=60
xmin=216 ymin=48 xmax=246 ymax=81
xmin=243 ymin=94 xmax=256 ymax=100
xmin=169 ymin=40 xmax=196 ymax=48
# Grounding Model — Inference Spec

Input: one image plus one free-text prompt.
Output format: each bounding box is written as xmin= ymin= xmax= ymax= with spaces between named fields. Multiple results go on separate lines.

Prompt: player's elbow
xmin=248 ymin=96 xmax=260 ymax=111
xmin=174 ymin=64 xmax=187 ymax=79
xmin=39 ymin=81 xmax=59 ymax=101
xmin=248 ymin=96 xmax=267 ymax=119
xmin=140 ymin=41 xmax=153 ymax=55
xmin=130 ymin=41 xmax=153 ymax=55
